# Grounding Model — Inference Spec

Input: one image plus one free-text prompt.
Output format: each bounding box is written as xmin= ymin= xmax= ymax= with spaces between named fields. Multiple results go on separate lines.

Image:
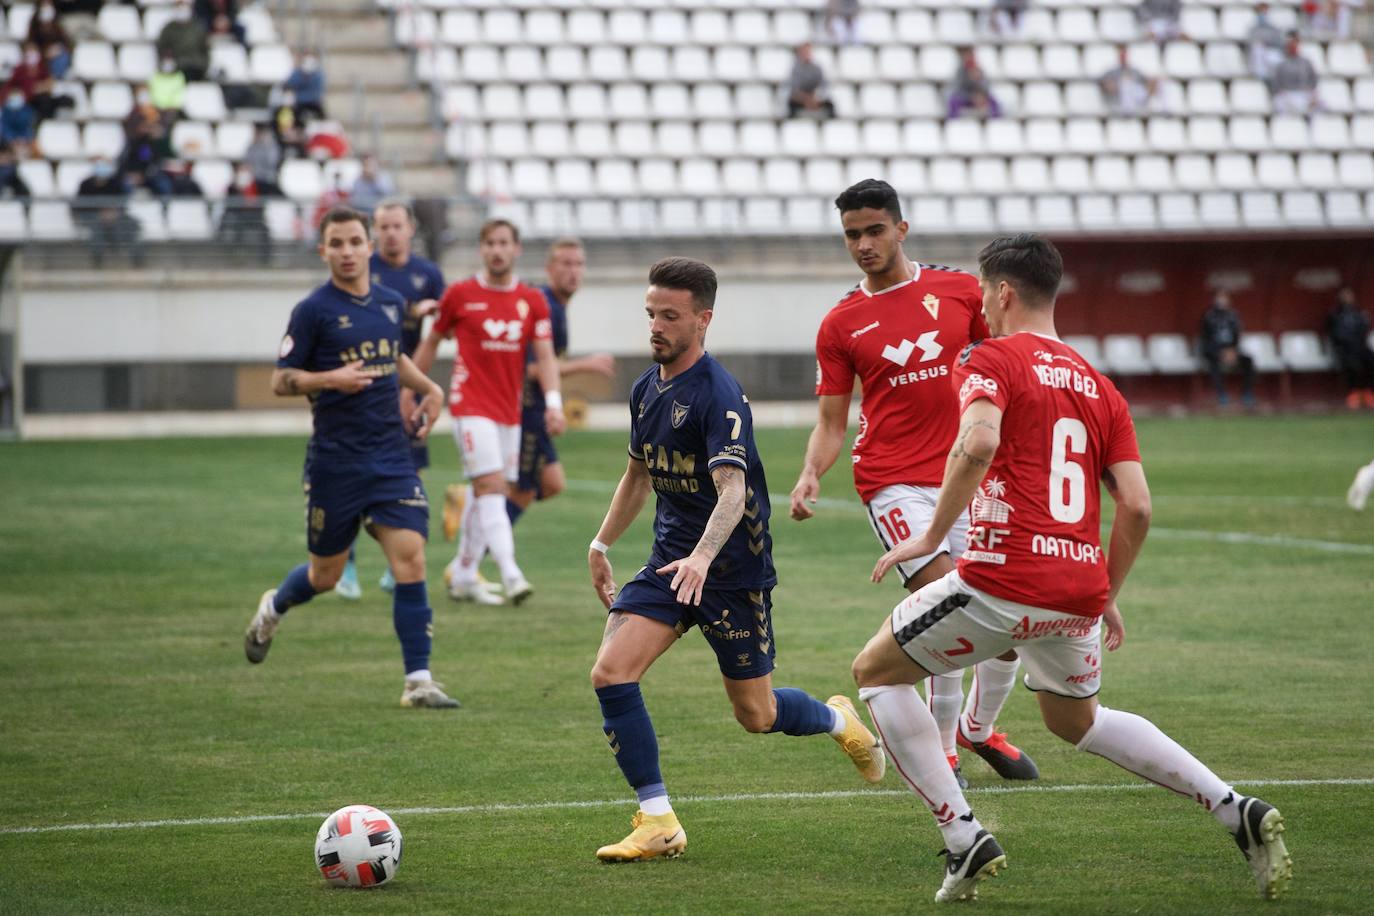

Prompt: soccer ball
xmin=314 ymin=804 xmax=403 ymax=888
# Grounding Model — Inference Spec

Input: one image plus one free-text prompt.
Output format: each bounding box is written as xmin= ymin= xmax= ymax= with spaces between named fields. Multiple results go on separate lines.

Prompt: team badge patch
xmin=671 ymin=400 xmax=690 ymax=428
xmin=411 ymin=273 xmax=425 ymax=290
xmin=279 ymin=334 xmax=294 ymax=358
xmin=516 ymin=298 xmax=529 ymax=320
xmin=922 ymin=293 xmax=940 ymax=319
xmin=381 ymin=304 xmax=399 ymax=324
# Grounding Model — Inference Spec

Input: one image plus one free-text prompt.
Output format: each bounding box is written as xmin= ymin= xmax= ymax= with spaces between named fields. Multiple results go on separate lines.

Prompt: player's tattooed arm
xmin=949 ymin=418 xmax=999 ymax=467
xmin=696 ymin=464 xmax=747 ymax=561
xmin=270 ymin=363 xmax=373 ymax=397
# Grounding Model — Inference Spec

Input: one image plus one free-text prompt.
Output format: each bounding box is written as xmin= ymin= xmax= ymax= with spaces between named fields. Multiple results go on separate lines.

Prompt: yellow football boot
xmin=828 ymin=694 xmax=886 ymax=783
xmin=442 ymin=483 xmax=466 ymax=541
xmin=595 ymin=810 xmax=686 ymax=863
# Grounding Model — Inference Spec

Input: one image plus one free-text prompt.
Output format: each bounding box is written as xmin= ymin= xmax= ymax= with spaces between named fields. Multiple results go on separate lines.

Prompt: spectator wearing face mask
xmin=124 ymin=85 xmax=161 ymax=138
xmin=27 ymin=1 xmax=72 ymax=78
xmin=3 ymin=42 xmax=75 ymax=125
xmin=220 ymin=161 xmax=271 ymax=262
xmin=244 ymin=123 xmax=282 ymax=195
xmin=149 ymin=56 xmax=189 ymax=115
xmin=157 ymin=0 xmax=210 ymax=81
xmin=284 ymin=52 xmax=327 ymax=120
xmin=75 ymin=158 xmax=142 ymax=267
xmin=1 ymin=92 xmax=37 ymax=146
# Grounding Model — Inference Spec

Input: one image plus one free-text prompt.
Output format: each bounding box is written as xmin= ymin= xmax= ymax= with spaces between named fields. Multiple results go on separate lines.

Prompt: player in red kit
xmin=851 ymin=235 xmax=1291 ymax=903
xmin=414 ymin=219 xmax=566 ymax=605
xmin=790 ymin=180 xmax=1036 ymax=787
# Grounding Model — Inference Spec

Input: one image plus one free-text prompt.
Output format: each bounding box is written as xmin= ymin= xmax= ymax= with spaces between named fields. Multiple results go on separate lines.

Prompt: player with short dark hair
xmin=242 ymin=206 xmax=460 ymax=709
xmin=852 ymin=233 xmax=1291 ymax=903
xmin=585 ymin=257 xmax=884 ymax=863
xmin=506 ymin=237 xmax=615 ymax=525
xmin=333 ymin=198 xmax=448 ymax=599
xmin=413 ymin=218 xmax=565 ymax=606
xmin=791 ymin=179 xmax=1036 ymax=789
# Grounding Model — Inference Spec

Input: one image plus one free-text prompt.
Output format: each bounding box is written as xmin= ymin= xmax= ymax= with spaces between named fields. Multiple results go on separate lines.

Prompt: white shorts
xmin=452 ymin=415 xmax=519 ymax=482
xmin=865 ymin=485 xmax=970 ymax=585
xmin=890 ymin=570 xmax=1102 ymax=699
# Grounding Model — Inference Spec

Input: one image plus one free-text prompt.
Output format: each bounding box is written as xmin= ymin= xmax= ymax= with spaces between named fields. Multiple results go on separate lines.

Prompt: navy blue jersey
xmin=522 ymin=284 xmax=569 ymax=411
xmin=276 ymin=280 xmax=413 ymax=475
xmin=369 ymin=252 xmax=445 ymax=357
xmin=628 ymin=353 xmax=776 ymax=591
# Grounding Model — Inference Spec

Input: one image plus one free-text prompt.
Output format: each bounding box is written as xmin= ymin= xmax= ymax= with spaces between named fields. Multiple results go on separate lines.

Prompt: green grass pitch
xmin=2 ymin=415 xmax=1372 ymax=914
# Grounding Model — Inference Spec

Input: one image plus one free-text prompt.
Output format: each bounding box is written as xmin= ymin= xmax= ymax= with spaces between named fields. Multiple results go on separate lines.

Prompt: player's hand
xmin=584 ymin=353 xmax=616 ymax=377
xmin=331 ymin=360 xmax=373 ymax=394
xmin=545 ymin=406 xmax=567 ymax=437
xmin=789 ymin=472 xmax=820 ymax=521
xmin=871 ymin=534 xmax=938 ymax=584
xmin=412 ymin=298 xmax=440 ymax=318
xmin=589 ymin=550 xmax=616 ymax=610
xmin=399 ymin=387 xmax=418 ymax=435
xmin=1102 ymin=600 xmax=1126 ymax=652
xmin=410 ymin=385 xmax=443 ymax=441
xmin=657 ymin=553 xmax=710 ymax=606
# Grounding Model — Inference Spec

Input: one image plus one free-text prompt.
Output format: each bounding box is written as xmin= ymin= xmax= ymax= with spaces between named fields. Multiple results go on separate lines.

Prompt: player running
xmin=506 ymin=237 xmax=615 ymax=528
xmin=414 ymin=219 xmax=565 ymax=606
xmin=242 ymin=207 xmax=460 ymax=709
xmin=586 ymin=257 xmax=884 ymax=863
xmin=790 ymin=179 xmax=1036 ymax=788
xmin=335 ymin=198 xmax=448 ymax=599
xmin=852 ymin=234 xmax=1291 ymax=903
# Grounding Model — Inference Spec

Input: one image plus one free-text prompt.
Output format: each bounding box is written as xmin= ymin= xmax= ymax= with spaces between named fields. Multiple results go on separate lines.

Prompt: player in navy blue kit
xmin=332 ymin=198 xmax=449 ymax=598
xmin=586 ymin=258 xmax=885 ymax=862
xmin=242 ymin=207 xmax=461 ymax=709
xmin=508 ymin=238 xmax=614 ymax=524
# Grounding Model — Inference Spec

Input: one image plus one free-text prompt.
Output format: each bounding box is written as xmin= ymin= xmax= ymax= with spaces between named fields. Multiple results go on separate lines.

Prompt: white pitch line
xmin=4 ymin=778 xmax=1370 ymax=836
xmin=565 ymin=479 xmax=1374 ymax=556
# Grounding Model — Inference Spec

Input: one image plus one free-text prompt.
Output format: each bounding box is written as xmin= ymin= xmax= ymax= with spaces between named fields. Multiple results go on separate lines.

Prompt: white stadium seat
xmin=1064 ymin=336 xmax=1105 ymax=367
xmin=1278 ymin=331 xmax=1333 ymax=371
xmin=81 ymin=122 xmax=125 ymax=159
xmin=36 ymin=121 xmax=81 ymax=159
xmin=1148 ymin=334 xmax=1200 ymax=373
xmin=191 ymin=158 xmax=232 ymax=198
xmin=1103 ymin=335 xmax=1153 ymax=375
xmin=98 ymin=4 xmax=143 ymax=43
xmin=0 ymin=200 xmax=27 ymax=240
xmin=183 ymin=83 xmax=227 ymax=122
xmin=89 ymin=81 xmax=133 ymax=120
xmin=71 ymin=42 xmax=118 ymax=81
xmin=250 ymin=45 xmax=293 ymax=84
xmin=279 ymin=160 xmax=322 ymax=201
xmin=17 ymin=159 xmax=54 ymax=196
xmin=1240 ymin=191 xmax=1284 ymax=228
xmin=117 ymin=43 xmax=157 ymax=82
xmin=1240 ymin=333 xmax=1285 ymax=372
xmin=171 ymin=120 xmax=215 ymax=158
xmin=129 ymin=199 xmax=168 ymax=242
xmin=30 ymin=201 xmax=76 ymax=240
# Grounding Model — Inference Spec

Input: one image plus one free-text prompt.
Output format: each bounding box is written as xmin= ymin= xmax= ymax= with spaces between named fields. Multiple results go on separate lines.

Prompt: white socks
xmin=961 ymin=656 xmax=1020 ymax=742
xmin=406 ymin=668 xmax=432 ymax=683
xmin=827 ymin=706 xmax=846 ymax=737
xmin=862 ymin=684 xmax=982 ymax=852
xmin=452 ymin=485 xmax=485 ymax=584
xmin=640 ymin=795 xmax=673 ymax=816
xmin=1076 ymin=704 xmax=1237 ymax=825
xmin=475 ymin=492 xmax=522 ymax=582
xmin=925 ymin=673 xmax=964 ymax=757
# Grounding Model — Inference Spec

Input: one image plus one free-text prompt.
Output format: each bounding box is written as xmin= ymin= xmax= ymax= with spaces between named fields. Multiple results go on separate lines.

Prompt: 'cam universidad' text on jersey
xmin=628 ymin=353 xmax=776 ymax=591
xmin=369 ymin=252 xmax=445 ymax=358
xmin=276 ymin=280 xmax=414 ymax=475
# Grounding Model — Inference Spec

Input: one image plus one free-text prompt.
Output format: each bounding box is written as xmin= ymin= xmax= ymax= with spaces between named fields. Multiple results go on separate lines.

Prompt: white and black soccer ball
xmin=314 ymin=804 xmax=403 ymax=888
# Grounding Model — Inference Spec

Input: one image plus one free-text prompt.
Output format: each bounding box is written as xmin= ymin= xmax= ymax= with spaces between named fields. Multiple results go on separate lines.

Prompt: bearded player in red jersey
xmin=414 ymin=219 xmax=566 ymax=605
xmin=852 ymin=235 xmax=1291 ymax=903
xmin=790 ymin=179 xmax=1037 ymax=788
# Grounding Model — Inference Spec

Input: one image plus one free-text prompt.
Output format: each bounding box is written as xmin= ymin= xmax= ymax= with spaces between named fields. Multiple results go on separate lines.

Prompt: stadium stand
xmin=395 ymin=0 xmax=1374 ymax=238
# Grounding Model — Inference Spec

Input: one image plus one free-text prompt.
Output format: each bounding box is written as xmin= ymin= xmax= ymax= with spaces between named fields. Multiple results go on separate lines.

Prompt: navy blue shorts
xmin=303 ymin=467 xmax=429 ymax=556
xmin=410 ymin=440 xmax=429 ymax=472
xmin=516 ymin=411 xmax=558 ymax=494
xmin=610 ymin=566 xmax=776 ymax=680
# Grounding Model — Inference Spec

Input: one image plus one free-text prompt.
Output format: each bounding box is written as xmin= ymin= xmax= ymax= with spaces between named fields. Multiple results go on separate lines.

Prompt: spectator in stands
xmin=194 ymin=0 xmax=247 ymax=45
xmin=272 ymin=91 xmax=307 ymax=157
xmin=157 ymin=0 xmax=210 ymax=82
xmin=347 ymin=155 xmax=395 ymax=213
xmin=0 ymin=92 xmax=36 ymax=147
xmin=947 ymin=46 xmax=1001 ymax=119
xmin=785 ymin=43 xmax=835 ymax=119
xmin=1247 ymin=3 xmax=1286 ymax=85
xmin=1137 ymin=0 xmax=1185 ymax=43
xmin=4 ymin=42 xmax=74 ymax=125
xmin=309 ymin=170 xmax=349 ymax=229
xmin=244 ymin=123 xmax=282 ymax=195
xmin=1099 ymin=44 xmax=1160 ymax=115
xmin=1327 ymin=287 xmax=1374 ymax=409
xmin=824 ymin=0 xmax=860 ymax=45
xmin=284 ymin=51 xmax=327 ymax=121
xmin=124 ymin=85 xmax=162 ymax=138
xmin=149 ymin=56 xmax=188 ymax=116
xmin=1199 ymin=290 xmax=1257 ymax=408
xmin=991 ymin=0 xmax=1028 ymax=37
xmin=219 ymin=161 xmax=270 ymax=263
xmin=1270 ymin=33 xmax=1319 ymax=113
xmin=75 ymin=158 xmax=142 ymax=267
xmin=159 ymin=159 xmax=204 ymax=198
xmin=1310 ymin=0 xmax=1361 ymax=39
xmin=26 ymin=1 xmax=71 ymax=79
xmin=0 ymin=143 xmax=31 ymax=199
xmin=120 ymin=117 xmax=175 ymax=195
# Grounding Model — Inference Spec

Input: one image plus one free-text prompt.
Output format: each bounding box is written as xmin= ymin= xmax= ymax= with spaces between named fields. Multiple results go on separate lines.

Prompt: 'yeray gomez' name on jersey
xmin=276 ymin=281 xmax=414 ymax=475
xmin=628 ymin=354 xmax=777 ymax=591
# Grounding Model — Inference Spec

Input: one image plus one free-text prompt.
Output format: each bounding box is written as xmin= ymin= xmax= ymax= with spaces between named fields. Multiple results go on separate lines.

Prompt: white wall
xmin=20 ymin=271 xmax=856 ymax=364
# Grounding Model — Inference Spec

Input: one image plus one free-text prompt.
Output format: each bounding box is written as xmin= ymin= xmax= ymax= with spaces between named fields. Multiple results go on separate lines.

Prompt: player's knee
xmin=589 ymin=661 xmax=625 ymax=690
xmin=1041 ymin=704 xmax=1095 ymax=745
xmin=312 ymin=567 xmax=343 ymax=592
xmin=851 ymin=645 xmax=883 ymax=688
xmin=541 ymin=476 xmax=565 ymax=499
xmin=733 ymin=704 xmax=775 ymax=734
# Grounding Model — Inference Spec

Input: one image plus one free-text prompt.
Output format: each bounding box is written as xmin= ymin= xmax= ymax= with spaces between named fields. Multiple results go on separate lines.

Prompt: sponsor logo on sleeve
xmin=959 ymin=372 xmax=999 ymax=402
xmin=279 ymin=335 xmax=294 ymax=358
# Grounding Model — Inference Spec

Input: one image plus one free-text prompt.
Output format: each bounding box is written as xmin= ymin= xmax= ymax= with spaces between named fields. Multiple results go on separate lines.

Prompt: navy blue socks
xmin=769 ymin=687 xmax=836 ymax=736
xmin=392 ymin=581 xmax=432 ymax=675
xmin=272 ymin=563 xmax=317 ymax=614
xmin=596 ymin=683 xmax=665 ymax=800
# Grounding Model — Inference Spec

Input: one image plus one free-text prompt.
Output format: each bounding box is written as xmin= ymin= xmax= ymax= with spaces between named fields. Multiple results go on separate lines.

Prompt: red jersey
xmin=814 ymin=264 xmax=989 ymax=499
xmin=432 ymin=275 xmax=551 ymax=424
xmin=952 ymin=333 xmax=1141 ymax=617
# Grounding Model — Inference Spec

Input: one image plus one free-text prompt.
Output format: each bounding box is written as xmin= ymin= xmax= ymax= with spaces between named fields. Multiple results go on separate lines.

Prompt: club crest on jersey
xmin=337 ymin=315 xmax=353 ymax=329
xmin=279 ymin=334 xmax=294 ymax=358
xmin=922 ymin=293 xmax=940 ymax=319
xmin=671 ymin=400 xmax=690 ymax=428
xmin=637 ymin=400 xmax=647 ymax=420
xmin=411 ymin=274 xmax=426 ymax=290
xmin=516 ymin=298 xmax=530 ymax=320
xmin=381 ymin=304 xmax=399 ymax=324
